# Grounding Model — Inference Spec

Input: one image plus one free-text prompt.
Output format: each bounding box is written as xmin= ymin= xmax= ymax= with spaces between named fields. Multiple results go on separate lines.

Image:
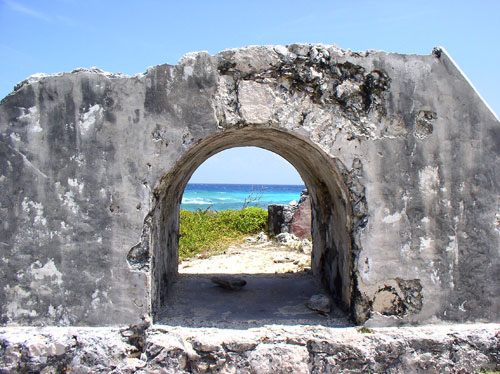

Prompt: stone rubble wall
xmin=1 ymin=324 xmax=498 ymax=373
xmin=268 ymin=189 xmax=312 ymax=238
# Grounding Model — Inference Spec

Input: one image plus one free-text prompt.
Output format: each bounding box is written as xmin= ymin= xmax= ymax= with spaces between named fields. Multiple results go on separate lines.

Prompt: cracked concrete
xmin=0 ymin=44 xmax=499 ymax=327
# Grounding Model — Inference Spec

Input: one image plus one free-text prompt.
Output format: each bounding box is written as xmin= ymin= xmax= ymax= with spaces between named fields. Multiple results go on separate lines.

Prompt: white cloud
xmin=3 ymin=0 xmax=51 ymax=22
xmin=3 ymin=0 xmax=76 ymax=26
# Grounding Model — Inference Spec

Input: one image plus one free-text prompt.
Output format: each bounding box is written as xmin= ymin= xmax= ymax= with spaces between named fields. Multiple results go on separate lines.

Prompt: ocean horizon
xmin=181 ymin=183 xmax=306 ymax=211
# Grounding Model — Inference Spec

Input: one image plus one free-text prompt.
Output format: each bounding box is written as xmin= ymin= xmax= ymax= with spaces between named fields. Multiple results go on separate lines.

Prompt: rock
xmin=268 ymin=190 xmax=312 ymax=239
xmin=275 ymin=233 xmax=312 ymax=254
xmin=290 ymin=193 xmax=312 ymax=239
xmin=268 ymin=204 xmax=285 ymax=236
xmin=145 ymin=333 xmax=188 ymax=370
xmin=273 ymin=255 xmax=293 ymax=263
xmin=0 ymin=324 xmax=499 ymax=373
xmin=300 ymin=239 xmax=313 ymax=254
xmin=190 ymin=335 xmax=223 ymax=353
xmin=276 ymin=232 xmax=299 ymax=244
xmin=120 ymin=316 xmax=151 ymax=352
xmin=248 ymin=343 xmax=310 ymax=373
xmin=306 ymin=294 xmax=333 ymax=313
xmin=224 ymin=339 xmax=258 ymax=352
xmin=281 ymin=205 xmax=296 ymax=228
xmin=211 ymin=276 xmax=247 ymax=291
xmin=257 ymin=232 xmax=268 ymax=242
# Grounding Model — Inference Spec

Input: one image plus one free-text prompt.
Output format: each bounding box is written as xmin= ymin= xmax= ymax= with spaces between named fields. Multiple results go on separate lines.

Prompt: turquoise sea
xmin=181 ymin=183 xmax=306 ymax=211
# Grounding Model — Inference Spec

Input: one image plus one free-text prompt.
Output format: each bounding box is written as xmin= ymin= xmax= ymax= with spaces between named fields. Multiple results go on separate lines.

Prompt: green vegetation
xmin=357 ymin=326 xmax=374 ymax=334
xmin=179 ymin=207 xmax=268 ymax=261
xmin=477 ymin=369 xmax=500 ymax=374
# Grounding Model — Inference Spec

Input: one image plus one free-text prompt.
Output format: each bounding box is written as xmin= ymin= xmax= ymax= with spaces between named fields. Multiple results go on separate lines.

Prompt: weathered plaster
xmin=0 ymin=44 xmax=499 ymax=326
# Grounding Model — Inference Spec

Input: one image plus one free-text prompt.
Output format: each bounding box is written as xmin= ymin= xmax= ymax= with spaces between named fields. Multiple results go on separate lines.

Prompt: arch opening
xmin=147 ymin=126 xmax=354 ymax=323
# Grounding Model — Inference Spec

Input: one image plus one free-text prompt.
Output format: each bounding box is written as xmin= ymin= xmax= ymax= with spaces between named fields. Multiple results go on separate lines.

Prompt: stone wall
xmin=1 ymin=324 xmax=499 ymax=373
xmin=268 ymin=189 xmax=312 ymax=238
xmin=1 ymin=44 xmax=499 ymax=327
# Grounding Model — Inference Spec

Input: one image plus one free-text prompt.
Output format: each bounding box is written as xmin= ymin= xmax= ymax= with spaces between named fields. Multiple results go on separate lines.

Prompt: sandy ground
xmin=158 ymin=236 xmax=351 ymax=328
xmin=179 ymin=237 xmax=312 ymax=274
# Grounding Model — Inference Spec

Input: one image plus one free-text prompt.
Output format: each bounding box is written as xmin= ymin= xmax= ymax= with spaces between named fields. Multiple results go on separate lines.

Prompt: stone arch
xmin=2 ymin=44 xmax=500 ymax=327
xmin=145 ymin=125 xmax=354 ymax=320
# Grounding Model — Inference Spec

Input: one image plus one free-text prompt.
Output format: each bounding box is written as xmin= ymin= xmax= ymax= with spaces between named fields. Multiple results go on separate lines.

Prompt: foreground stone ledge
xmin=1 ymin=324 xmax=498 ymax=373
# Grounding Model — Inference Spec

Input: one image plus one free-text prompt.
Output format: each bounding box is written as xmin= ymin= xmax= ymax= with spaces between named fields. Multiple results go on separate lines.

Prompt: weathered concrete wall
xmin=0 ymin=44 xmax=499 ymax=326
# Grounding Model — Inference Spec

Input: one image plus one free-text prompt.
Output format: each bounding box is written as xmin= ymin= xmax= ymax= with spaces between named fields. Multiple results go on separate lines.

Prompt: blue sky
xmin=1 ymin=0 xmax=499 ymax=184
xmin=189 ymin=147 xmax=303 ymax=185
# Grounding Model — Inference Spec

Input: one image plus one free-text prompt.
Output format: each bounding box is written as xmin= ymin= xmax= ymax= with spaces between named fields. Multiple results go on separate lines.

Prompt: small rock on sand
xmin=306 ymin=294 xmax=332 ymax=313
xmin=211 ymin=276 xmax=247 ymax=291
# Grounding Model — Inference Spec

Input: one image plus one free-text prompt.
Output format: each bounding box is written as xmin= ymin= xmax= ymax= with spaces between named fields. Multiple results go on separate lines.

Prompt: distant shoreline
xmin=182 ymin=183 xmax=306 ymax=211
xmin=186 ymin=182 xmax=306 ymax=187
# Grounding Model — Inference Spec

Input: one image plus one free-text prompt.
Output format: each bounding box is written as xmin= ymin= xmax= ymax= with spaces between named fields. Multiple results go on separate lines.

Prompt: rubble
xmin=1 ymin=324 xmax=498 ymax=373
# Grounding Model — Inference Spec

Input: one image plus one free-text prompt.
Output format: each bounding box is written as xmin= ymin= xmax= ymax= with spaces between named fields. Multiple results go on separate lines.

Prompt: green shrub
xmin=179 ymin=207 xmax=268 ymax=261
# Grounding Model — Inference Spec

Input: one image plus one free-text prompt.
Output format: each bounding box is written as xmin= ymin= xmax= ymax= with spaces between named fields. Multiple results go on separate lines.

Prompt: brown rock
xmin=290 ymin=194 xmax=311 ymax=239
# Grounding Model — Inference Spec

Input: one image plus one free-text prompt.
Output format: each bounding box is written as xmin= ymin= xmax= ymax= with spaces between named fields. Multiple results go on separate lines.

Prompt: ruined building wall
xmin=0 ymin=44 xmax=499 ymax=326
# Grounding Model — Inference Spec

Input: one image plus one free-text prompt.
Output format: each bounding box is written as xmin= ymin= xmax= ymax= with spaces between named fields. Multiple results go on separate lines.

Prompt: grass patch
xmin=357 ymin=326 xmax=374 ymax=334
xmin=179 ymin=207 xmax=268 ymax=261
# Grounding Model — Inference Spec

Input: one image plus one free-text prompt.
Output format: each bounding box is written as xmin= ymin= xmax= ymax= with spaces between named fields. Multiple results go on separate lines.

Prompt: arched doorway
xmin=141 ymin=126 xmax=354 ymax=322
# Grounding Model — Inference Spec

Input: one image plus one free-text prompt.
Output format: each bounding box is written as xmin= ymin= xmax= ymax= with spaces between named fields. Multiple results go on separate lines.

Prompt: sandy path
xmin=179 ymin=238 xmax=311 ymax=274
xmin=160 ymin=237 xmax=351 ymax=328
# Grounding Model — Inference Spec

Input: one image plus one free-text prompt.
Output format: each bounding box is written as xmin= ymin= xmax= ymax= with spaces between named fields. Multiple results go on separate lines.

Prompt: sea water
xmin=181 ymin=183 xmax=306 ymax=211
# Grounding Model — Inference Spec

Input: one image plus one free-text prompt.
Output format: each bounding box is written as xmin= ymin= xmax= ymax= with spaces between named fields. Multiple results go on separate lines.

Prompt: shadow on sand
xmin=156 ymin=271 xmax=352 ymax=328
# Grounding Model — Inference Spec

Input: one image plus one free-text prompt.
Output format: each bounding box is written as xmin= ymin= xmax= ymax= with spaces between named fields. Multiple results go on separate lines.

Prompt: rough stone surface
xmin=290 ymin=191 xmax=312 ymax=238
xmin=268 ymin=204 xmax=286 ymax=236
xmin=1 ymin=44 xmax=500 ymax=327
xmin=268 ymin=189 xmax=312 ymax=238
xmin=0 ymin=324 xmax=498 ymax=373
xmin=307 ymin=294 xmax=333 ymax=313
xmin=275 ymin=232 xmax=313 ymax=254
